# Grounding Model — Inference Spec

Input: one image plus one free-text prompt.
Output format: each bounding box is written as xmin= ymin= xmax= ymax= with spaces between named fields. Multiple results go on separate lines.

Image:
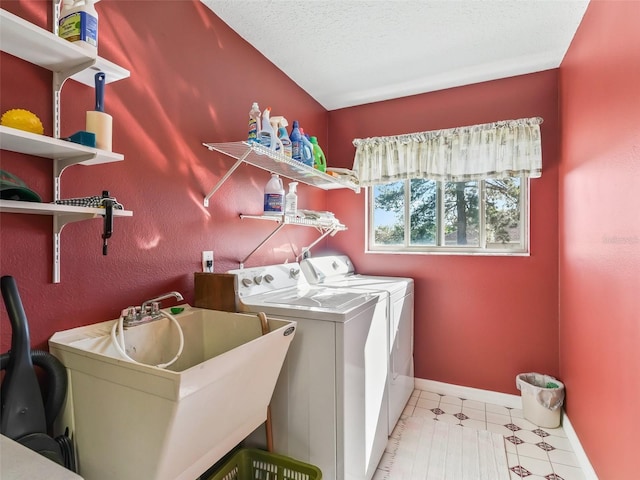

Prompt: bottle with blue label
xmin=299 ymin=128 xmax=315 ymax=167
xmin=259 ymin=107 xmax=277 ymax=149
xmin=58 ymin=0 xmax=99 ymax=54
xmin=289 ymin=120 xmax=303 ymax=161
xmin=264 ymin=173 xmax=285 ymax=215
xmin=278 ymin=126 xmax=292 ymax=158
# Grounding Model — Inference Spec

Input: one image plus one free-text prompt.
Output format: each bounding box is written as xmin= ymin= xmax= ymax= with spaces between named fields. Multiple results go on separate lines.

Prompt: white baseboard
xmin=561 ymin=413 xmax=599 ymax=480
xmin=414 ymin=377 xmax=522 ymax=408
xmin=414 ymin=377 xmax=598 ymax=479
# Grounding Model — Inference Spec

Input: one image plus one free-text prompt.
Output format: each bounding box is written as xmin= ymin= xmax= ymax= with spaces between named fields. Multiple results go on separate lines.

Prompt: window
xmin=368 ymin=175 xmax=528 ymax=254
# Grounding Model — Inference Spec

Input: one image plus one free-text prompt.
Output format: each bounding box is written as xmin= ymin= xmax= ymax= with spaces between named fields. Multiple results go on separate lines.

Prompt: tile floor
xmin=375 ymin=389 xmax=586 ymax=480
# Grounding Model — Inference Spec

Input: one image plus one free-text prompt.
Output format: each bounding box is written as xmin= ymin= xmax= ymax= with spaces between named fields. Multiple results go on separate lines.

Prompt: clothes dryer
xmin=300 ymin=255 xmax=415 ymax=433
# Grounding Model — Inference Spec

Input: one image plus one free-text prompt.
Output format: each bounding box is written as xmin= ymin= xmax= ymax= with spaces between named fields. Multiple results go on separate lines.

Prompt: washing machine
xmin=227 ymin=262 xmax=388 ymax=480
xmin=300 ymin=255 xmax=414 ymax=433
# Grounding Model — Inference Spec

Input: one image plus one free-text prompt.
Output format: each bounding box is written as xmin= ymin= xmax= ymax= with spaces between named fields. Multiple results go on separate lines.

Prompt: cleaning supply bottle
xmin=310 ymin=136 xmax=327 ymax=172
xmin=285 ymin=182 xmax=298 ymax=216
xmin=259 ymin=107 xmax=277 ymax=149
xmin=58 ymin=0 xmax=99 ymax=54
xmin=278 ymin=126 xmax=292 ymax=158
xmin=299 ymin=128 xmax=315 ymax=167
xmin=264 ymin=173 xmax=284 ymax=215
xmin=289 ymin=120 xmax=303 ymax=162
xmin=248 ymin=102 xmax=260 ymax=144
xmin=269 ymin=116 xmax=285 ymax=153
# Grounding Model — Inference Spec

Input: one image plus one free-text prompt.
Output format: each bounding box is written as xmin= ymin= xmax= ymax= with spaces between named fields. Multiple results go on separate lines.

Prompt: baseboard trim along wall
xmin=415 ymin=377 xmax=522 ymax=408
xmin=414 ymin=378 xmax=598 ymax=479
xmin=561 ymin=412 xmax=599 ymax=480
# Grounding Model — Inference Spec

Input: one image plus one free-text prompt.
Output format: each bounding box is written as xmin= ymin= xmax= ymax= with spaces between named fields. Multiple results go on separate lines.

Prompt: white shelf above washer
xmin=202 ymin=141 xmax=360 ymax=206
xmin=237 ymin=213 xmax=347 ymax=268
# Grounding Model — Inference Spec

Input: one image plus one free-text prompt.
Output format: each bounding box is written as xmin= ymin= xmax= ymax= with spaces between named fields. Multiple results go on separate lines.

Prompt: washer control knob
xmin=290 ymin=268 xmax=300 ymax=279
xmin=241 ymin=278 xmax=253 ymax=287
xmin=332 ymin=261 xmax=339 ymax=270
xmin=264 ymin=274 xmax=275 ymax=283
xmin=254 ymin=275 xmax=263 ymax=285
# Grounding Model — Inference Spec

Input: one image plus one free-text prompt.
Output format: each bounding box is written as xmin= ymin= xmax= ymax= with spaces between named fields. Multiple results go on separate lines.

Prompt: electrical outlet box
xmin=202 ymin=251 xmax=214 ymax=273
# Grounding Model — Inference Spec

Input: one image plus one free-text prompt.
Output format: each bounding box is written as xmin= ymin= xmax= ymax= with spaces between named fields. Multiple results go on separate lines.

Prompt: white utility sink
xmin=49 ymin=305 xmax=296 ymax=480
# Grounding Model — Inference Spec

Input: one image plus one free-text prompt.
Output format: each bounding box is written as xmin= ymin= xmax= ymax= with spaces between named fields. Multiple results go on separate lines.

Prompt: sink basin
xmin=49 ymin=305 xmax=296 ymax=480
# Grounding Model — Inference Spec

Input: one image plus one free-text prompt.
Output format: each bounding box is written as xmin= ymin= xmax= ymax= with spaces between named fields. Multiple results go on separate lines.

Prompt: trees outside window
xmin=369 ymin=176 xmax=528 ymax=254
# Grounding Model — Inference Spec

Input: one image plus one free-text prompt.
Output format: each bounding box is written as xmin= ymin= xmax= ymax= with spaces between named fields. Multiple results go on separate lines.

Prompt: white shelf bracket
xmin=239 ymin=220 xmax=287 ymax=269
xmin=296 ymin=228 xmax=336 ymax=262
xmin=53 ymin=153 xmax=97 ymax=201
xmin=52 ymin=211 xmax=102 ymax=283
xmin=53 ymin=60 xmax=96 ymax=140
xmin=203 ymin=147 xmax=251 ymax=207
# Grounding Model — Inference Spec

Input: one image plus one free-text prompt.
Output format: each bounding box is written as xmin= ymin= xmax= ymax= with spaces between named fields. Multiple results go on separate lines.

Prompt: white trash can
xmin=516 ymin=373 xmax=565 ymax=428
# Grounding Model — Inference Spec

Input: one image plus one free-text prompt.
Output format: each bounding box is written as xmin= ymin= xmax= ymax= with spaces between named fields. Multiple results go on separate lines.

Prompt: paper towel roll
xmin=86 ymin=110 xmax=113 ymax=151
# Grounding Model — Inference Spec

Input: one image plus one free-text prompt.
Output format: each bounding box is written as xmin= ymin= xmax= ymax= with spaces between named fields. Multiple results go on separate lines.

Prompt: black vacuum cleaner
xmin=0 ymin=275 xmax=76 ymax=472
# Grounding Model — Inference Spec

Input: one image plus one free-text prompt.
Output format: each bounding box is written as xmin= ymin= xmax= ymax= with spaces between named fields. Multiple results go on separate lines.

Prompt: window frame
xmin=365 ymin=175 xmax=530 ymax=256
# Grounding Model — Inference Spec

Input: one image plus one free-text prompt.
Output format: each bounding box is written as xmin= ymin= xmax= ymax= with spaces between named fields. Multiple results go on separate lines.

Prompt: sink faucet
xmin=141 ymin=291 xmax=184 ymax=313
xmin=122 ymin=291 xmax=184 ymax=327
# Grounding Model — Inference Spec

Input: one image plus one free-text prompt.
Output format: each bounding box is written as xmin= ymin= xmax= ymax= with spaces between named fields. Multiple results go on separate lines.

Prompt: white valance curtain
xmin=352 ymin=117 xmax=543 ymax=186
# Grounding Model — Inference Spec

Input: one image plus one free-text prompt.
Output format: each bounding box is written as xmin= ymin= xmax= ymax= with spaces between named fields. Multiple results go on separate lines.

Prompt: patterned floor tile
xmin=552 ymin=463 xmax=586 ymax=480
xmin=548 ymin=448 xmax=580 ymax=467
xmin=460 ymin=418 xmax=486 ymax=430
xmin=436 ymin=413 xmax=461 ymax=424
xmin=416 ymin=397 xmax=440 ymax=410
xmin=487 ymin=411 xmax=513 ymax=425
xmin=461 ymin=405 xmax=487 ymax=421
xmin=536 ymin=441 xmax=555 ymax=452
xmin=381 ymin=389 xmax=586 ymax=480
xmin=439 ymin=394 xmax=463 ymax=406
xmin=462 ymin=398 xmax=486 ymax=411
xmin=517 ymin=455 xmax=557 ymax=476
xmin=505 ymin=422 xmax=522 ymax=432
xmin=518 ymin=441 xmax=552 ymax=461
xmin=510 ymin=465 xmax=533 ymax=477
xmin=487 ymin=402 xmax=512 ymax=416
xmin=506 ymin=435 xmax=525 ymax=445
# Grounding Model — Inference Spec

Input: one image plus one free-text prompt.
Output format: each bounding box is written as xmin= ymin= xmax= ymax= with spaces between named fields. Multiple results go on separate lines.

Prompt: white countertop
xmin=1 ymin=435 xmax=83 ymax=479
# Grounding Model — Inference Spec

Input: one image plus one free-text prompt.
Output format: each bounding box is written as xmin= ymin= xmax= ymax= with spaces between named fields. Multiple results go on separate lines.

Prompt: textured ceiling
xmin=202 ymin=0 xmax=589 ymax=110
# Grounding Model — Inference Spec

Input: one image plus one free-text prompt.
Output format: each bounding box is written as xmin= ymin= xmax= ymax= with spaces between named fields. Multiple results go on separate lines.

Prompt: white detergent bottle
xmin=259 ymin=107 xmax=277 ymax=149
xmin=264 ymin=173 xmax=284 ymax=215
xmin=285 ymin=182 xmax=298 ymax=216
xmin=58 ymin=0 xmax=99 ymax=55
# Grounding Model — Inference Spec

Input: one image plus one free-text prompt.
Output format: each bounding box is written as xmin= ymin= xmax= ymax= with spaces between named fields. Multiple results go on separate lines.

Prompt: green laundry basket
xmin=206 ymin=448 xmax=322 ymax=480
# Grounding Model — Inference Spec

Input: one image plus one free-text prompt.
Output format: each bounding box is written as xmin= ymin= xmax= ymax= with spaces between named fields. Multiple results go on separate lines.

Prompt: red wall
xmin=326 ymin=71 xmax=561 ymax=394
xmin=0 ymin=0 xmax=329 ymax=352
xmin=559 ymin=1 xmax=640 ymax=479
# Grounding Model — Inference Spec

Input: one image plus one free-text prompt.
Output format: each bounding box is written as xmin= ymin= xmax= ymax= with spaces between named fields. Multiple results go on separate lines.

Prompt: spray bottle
xmin=268 ymin=114 xmax=285 ymax=153
xmin=58 ymin=0 xmax=99 ymax=54
xmin=270 ymin=116 xmax=289 ymax=156
xmin=278 ymin=125 xmax=292 ymax=158
xmin=264 ymin=173 xmax=284 ymax=215
xmin=259 ymin=107 xmax=277 ymax=149
xmin=248 ymin=102 xmax=260 ymax=144
xmin=285 ymin=182 xmax=298 ymax=216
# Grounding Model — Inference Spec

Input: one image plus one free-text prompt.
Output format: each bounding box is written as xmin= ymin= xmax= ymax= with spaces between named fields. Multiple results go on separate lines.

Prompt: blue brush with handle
xmin=86 ymin=71 xmax=112 ymax=151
